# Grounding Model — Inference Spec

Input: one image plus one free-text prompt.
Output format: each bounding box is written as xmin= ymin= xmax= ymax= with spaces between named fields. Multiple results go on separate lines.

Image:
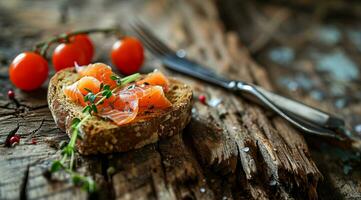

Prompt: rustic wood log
xmin=0 ymin=0 xmax=323 ymax=199
xmin=217 ymin=0 xmax=361 ymax=199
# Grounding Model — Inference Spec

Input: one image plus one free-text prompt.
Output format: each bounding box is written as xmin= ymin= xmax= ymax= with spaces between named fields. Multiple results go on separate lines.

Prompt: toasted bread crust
xmin=48 ymin=68 xmax=193 ymax=155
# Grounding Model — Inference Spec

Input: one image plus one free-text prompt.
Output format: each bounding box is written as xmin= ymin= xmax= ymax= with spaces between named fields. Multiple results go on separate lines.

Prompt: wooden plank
xmin=0 ymin=0 xmax=324 ymax=199
xmin=217 ymin=0 xmax=361 ymax=198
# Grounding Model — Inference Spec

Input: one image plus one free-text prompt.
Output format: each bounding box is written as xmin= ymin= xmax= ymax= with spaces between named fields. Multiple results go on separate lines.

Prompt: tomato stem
xmin=35 ymin=28 xmax=123 ymax=57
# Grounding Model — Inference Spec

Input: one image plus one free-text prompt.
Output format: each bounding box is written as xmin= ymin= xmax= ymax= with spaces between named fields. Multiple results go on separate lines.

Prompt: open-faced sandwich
xmin=48 ymin=63 xmax=192 ymax=155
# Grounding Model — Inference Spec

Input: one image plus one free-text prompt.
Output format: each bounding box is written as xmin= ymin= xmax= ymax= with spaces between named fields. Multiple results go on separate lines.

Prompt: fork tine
xmin=132 ymin=20 xmax=175 ymax=55
xmin=130 ymin=25 xmax=166 ymax=57
xmin=131 ymin=24 xmax=164 ymax=56
xmin=134 ymin=21 xmax=173 ymax=54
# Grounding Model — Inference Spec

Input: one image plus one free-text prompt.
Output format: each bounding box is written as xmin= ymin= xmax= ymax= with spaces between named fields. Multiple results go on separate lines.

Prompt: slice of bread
xmin=48 ymin=68 xmax=193 ymax=155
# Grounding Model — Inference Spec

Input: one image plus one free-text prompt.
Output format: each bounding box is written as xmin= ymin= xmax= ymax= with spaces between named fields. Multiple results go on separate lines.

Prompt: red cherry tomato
xmin=70 ymin=34 xmax=94 ymax=63
xmin=52 ymin=42 xmax=88 ymax=71
xmin=111 ymin=37 xmax=144 ymax=75
xmin=9 ymin=52 xmax=49 ymax=91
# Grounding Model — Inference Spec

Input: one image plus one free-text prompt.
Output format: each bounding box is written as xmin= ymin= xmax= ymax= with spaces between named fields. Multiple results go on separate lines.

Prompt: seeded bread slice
xmin=48 ymin=68 xmax=193 ymax=155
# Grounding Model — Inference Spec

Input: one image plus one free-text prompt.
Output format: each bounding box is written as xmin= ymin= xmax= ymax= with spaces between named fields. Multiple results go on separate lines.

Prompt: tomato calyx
xmin=35 ymin=28 xmax=121 ymax=58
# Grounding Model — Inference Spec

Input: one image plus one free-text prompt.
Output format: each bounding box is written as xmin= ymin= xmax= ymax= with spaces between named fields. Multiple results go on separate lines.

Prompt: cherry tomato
xmin=9 ymin=52 xmax=49 ymax=91
xmin=111 ymin=37 xmax=144 ymax=75
xmin=52 ymin=42 xmax=88 ymax=71
xmin=70 ymin=34 xmax=94 ymax=63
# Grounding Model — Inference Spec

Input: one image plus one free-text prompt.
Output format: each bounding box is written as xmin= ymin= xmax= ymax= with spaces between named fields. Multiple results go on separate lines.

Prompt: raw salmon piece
xmin=97 ymin=85 xmax=171 ymax=126
xmin=129 ymin=85 xmax=152 ymax=98
xmin=96 ymin=94 xmax=117 ymax=109
xmin=108 ymin=86 xmax=145 ymax=109
xmin=137 ymin=71 xmax=169 ymax=91
xmin=77 ymin=76 xmax=101 ymax=95
xmin=77 ymin=63 xmax=111 ymax=77
xmin=138 ymin=86 xmax=171 ymax=109
xmin=63 ymin=81 xmax=86 ymax=106
xmin=98 ymin=92 xmax=139 ymax=125
xmin=66 ymin=66 xmax=172 ymax=125
xmin=77 ymin=63 xmax=117 ymax=88
xmin=95 ymin=86 xmax=144 ymax=111
xmin=111 ymin=85 xmax=170 ymax=110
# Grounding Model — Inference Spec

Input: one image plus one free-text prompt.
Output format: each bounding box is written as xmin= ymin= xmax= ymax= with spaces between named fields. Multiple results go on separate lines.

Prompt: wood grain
xmin=217 ymin=0 xmax=361 ymax=199
xmin=0 ymin=0 xmax=324 ymax=199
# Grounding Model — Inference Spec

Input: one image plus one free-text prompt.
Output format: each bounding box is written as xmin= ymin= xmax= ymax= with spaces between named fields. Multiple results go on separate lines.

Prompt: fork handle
xmin=234 ymin=82 xmax=345 ymax=129
xmin=161 ymin=55 xmax=345 ymax=130
xmin=234 ymin=82 xmax=343 ymax=139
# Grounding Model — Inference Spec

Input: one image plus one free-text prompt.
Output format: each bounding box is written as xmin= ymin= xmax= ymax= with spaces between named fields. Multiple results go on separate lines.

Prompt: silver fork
xmin=129 ymin=20 xmax=346 ymax=140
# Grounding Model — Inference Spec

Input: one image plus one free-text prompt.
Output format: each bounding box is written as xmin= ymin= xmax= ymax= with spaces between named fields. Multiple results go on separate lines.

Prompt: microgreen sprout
xmin=49 ymin=72 xmax=140 ymax=192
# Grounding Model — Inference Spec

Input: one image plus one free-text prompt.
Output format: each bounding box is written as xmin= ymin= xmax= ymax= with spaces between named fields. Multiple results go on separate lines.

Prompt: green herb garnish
xmin=49 ymin=73 xmax=140 ymax=192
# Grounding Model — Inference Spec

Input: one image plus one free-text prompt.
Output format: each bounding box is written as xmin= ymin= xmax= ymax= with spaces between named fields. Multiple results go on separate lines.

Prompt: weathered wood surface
xmin=1 ymin=0 xmax=355 ymax=199
xmin=218 ymin=0 xmax=361 ymax=199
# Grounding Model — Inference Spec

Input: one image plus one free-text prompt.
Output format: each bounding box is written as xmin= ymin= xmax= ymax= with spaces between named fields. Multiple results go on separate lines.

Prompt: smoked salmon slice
xmin=77 ymin=63 xmax=117 ymax=88
xmin=98 ymin=91 xmax=139 ymax=125
xmin=97 ymin=85 xmax=171 ymax=124
xmin=138 ymin=86 xmax=171 ymax=109
xmin=137 ymin=70 xmax=169 ymax=91
xmin=65 ymin=63 xmax=172 ymax=126
xmin=63 ymin=81 xmax=86 ymax=106
xmin=113 ymin=85 xmax=171 ymax=109
xmin=77 ymin=76 xmax=101 ymax=95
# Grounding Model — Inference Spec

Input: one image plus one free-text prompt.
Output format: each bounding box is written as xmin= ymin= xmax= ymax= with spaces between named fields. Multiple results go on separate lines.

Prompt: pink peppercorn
xmin=199 ymin=95 xmax=206 ymax=104
xmin=31 ymin=138 xmax=37 ymax=145
xmin=7 ymin=90 xmax=15 ymax=100
xmin=9 ymin=134 xmax=20 ymax=146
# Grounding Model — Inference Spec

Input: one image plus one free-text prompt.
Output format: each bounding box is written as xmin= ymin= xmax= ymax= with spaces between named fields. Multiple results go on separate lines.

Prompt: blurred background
xmin=219 ymin=0 xmax=361 ymax=134
xmin=217 ymin=2 xmax=361 ymax=197
xmin=0 ymin=0 xmax=360 ymax=199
